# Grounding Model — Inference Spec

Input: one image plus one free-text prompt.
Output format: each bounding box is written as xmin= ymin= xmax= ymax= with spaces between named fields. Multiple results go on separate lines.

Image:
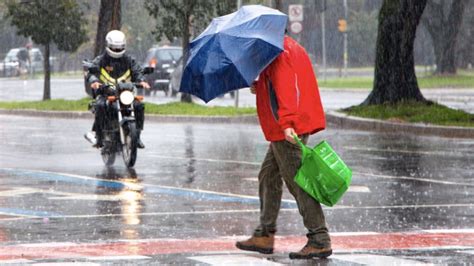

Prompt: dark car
xmin=143 ymin=45 xmax=182 ymax=96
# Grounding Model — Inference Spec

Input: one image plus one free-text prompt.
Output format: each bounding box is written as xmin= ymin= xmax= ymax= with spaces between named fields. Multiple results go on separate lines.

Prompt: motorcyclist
xmin=86 ymin=30 xmax=150 ymax=149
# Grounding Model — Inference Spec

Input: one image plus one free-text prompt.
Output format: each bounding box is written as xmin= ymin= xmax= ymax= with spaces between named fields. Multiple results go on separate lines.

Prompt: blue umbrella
xmin=179 ymin=5 xmax=288 ymax=103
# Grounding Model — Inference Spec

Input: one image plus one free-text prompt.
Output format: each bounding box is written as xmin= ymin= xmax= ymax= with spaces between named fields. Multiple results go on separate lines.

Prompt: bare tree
xmin=362 ymin=0 xmax=429 ymax=105
xmin=273 ymin=0 xmax=282 ymax=11
xmin=421 ymin=0 xmax=468 ymax=75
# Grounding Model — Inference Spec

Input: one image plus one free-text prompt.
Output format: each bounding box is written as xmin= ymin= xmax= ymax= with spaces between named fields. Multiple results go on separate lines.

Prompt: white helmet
xmin=105 ymin=30 xmax=126 ymax=58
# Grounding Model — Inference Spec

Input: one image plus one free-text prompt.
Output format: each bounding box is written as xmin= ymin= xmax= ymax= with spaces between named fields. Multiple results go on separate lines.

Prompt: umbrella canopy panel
xmin=180 ymin=5 xmax=288 ymax=103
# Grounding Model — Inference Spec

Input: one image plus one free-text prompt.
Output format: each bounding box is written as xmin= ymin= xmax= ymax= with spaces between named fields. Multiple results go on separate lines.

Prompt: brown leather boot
xmin=235 ymin=234 xmax=274 ymax=254
xmin=289 ymin=244 xmax=332 ymax=259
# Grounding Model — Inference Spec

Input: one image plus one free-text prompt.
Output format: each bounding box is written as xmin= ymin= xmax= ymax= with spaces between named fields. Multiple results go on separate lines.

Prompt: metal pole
xmin=321 ymin=3 xmax=327 ymax=82
xmin=343 ymin=0 xmax=348 ymax=77
xmin=235 ymin=0 xmax=242 ymax=108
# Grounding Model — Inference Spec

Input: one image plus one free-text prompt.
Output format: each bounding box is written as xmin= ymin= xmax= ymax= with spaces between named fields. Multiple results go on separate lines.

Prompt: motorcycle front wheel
xmin=101 ymin=144 xmax=116 ymax=166
xmin=122 ymin=121 xmax=138 ymax=168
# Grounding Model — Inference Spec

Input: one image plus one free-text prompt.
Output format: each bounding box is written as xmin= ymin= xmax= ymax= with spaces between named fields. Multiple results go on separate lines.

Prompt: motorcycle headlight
xmin=120 ymin=90 xmax=135 ymax=105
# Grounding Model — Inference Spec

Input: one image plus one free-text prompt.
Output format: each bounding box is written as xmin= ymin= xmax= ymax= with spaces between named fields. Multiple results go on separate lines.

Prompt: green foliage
xmin=319 ymin=77 xmax=373 ymax=89
xmin=343 ymin=101 xmax=474 ymax=127
xmin=0 ymin=98 xmax=91 ymax=111
xmin=144 ymin=0 xmax=237 ymax=43
xmin=6 ymin=0 xmax=87 ymax=52
xmin=144 ymin=102 xmax=256 ymax=116
xmin=348 ymin=11 xmax=378 ymax=66
xmin=122 ymin=0 xmax=157 ymax=60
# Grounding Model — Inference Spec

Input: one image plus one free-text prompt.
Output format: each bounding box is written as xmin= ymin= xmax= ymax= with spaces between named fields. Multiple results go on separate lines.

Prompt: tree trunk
xmin=422 ymin=0 xmax=467 ymax=75
xmin=94 ymin=0 xmax=121 ymax=57
xmin=273 ymin=0 xmax=282 ymax=11
xmin=43 ymin=43 xmax=51 ymax=101
xmin=180 ymin=8 xmax=193 ymax=103
xmin=362 ymin=0 xmax=428 ymax=105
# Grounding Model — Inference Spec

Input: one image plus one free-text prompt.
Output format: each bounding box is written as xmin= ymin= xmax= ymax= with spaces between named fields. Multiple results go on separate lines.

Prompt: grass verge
xmin=319 ymin=74 xmax=474 ymax=89
xmin=0 ymin=98 xmax=257 ymax=116
xmin=145 ymin=102 xmax=256 ymax=116
xmin=342 ymin=101 xmax=474 ymax=128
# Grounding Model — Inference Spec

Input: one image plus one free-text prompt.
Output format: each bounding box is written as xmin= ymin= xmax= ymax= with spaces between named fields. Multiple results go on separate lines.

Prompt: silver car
xmin=0 ymin=47 xmax=44 ymax=77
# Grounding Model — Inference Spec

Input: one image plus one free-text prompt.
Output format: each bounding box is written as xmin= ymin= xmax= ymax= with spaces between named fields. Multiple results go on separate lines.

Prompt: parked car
xmin=0 ymin=47 xmax=44 ymax=77
xmin=143 ymin=45 xmax=182 ymax=96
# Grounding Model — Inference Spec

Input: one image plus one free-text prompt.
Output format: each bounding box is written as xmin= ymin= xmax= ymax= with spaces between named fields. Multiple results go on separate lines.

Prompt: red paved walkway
xmin=1 ymin=231 xmax=473 ymax=261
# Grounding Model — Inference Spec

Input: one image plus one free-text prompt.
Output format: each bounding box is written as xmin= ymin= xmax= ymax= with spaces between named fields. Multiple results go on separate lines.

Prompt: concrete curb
xmin=1 ymin=109 xmax=472 ymax=139
xmin=326 ymin=110 xmax=474 ymax=139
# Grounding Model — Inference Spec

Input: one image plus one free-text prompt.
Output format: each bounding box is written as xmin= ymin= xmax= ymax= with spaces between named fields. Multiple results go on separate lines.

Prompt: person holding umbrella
xmin=235 ymin=33 xmax=332 ymax=260
xmin=179 ymin=6 xmax=331 ymax=259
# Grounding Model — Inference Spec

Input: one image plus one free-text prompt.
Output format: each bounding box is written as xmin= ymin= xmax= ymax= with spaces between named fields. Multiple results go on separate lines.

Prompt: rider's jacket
xmin=88 ymin=52 xmax=145 ymax=88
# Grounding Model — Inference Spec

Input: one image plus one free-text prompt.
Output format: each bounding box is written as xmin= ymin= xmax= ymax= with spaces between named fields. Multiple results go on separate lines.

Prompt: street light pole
xmin=321 ymin=0 xmax=327 ymax=82
xmin=343 ymin=0 xmax=348 ymax=77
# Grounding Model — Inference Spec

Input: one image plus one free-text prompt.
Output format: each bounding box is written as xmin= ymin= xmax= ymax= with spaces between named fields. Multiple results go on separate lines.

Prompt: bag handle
xmin=293 ymin=135 xmax=309 ymax=160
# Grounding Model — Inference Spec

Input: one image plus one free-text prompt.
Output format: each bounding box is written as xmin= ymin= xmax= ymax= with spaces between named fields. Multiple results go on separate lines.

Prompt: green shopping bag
xmin=294 ymin=136 xmax=352 ymax=207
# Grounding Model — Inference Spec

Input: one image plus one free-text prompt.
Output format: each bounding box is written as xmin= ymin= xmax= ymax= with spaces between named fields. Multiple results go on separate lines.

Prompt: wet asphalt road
xmin=0 ymin=114 xmax=473 ymax=264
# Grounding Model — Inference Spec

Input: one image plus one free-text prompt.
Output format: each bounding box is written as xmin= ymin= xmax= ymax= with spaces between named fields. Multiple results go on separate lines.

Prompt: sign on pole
xmin=290 ymin=22 xmax=303 ymax=34
xmin=288 ymin=4 xmax=303 ymax=22
xmin=289 ymin=4 xmax=303 ymax=35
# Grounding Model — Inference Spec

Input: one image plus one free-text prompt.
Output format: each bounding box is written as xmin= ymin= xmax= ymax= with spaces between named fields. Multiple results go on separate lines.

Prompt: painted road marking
xmin=0 ymin=168 xmax=143 ymax=191
xmin=32 ymin=263 xmax=99 ymax=266
xmin=345 ymin=146 xmax=465 ymax=157
xmin=332 ymin=254 xmax=434 ymax=265
xmin=459 ymin=250 xmax=474 ymax=255
xmin=0 ymin=187 xmax=130 ymax=202
xmin=0 ymin=187 xmax=45 ymax=197
xmin=18 ymin=242 xmax=78 ymax=248
xmin=0 ymin=168 xmax=295 ymax=208
xmin=0 ymin=230 xmax=473 ymax=261
xmin=146 ymin=155 xmax=474 ymax=187
xmin=148 ymin=154 xmax=261 ymax=166
xmin=1 ymin=201 xmax=472 ymax=220
xmin=0 ymin=259 xmax=34 ymax=264
xmin=357 ymin=172 xmax=474 ymax=187
xmin=189 ymin=255 xmax=283 ymax=265
xmin=242 ymin=178 xmax=371 ymax=193
xmin=0 ymin=168 xmax=473 ymax=221
xmin=424 ymin=229 xmax=474 ymax=234
xmin=0 ymin=208 xmax=60 ymax=218
xmin=85 ymin=255 xmax=151 ymax=261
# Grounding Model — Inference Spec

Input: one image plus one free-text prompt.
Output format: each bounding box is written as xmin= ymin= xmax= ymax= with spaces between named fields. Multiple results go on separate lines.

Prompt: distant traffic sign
xmin=290 ymin=22 xmax=303 ymax=34
xmin=288 ymin=4 xmax=303 ymax=22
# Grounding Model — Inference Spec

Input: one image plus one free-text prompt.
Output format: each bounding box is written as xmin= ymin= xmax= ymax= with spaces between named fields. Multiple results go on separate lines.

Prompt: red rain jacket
xmin=255 ymin=36 xmax=325 ymax=141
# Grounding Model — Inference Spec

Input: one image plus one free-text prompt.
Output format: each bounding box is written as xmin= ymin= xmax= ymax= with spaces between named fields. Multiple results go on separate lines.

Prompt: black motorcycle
xmin=85 ymin=64 xmax=153 ymax=168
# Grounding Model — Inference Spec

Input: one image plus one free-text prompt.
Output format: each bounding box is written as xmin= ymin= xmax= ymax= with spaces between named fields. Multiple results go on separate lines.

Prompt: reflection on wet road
xmin=0 ymin=114 xmax=473 ymax=264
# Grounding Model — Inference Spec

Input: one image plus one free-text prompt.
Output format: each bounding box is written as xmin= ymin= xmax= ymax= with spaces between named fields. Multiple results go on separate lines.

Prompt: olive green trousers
xmin=253 ymin=135 xmax=331 ymax=248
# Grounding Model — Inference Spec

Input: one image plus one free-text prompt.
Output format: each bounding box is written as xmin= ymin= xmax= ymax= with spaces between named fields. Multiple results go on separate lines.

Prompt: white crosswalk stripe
xmin=332 ymin=254 xmax=435 ymax=265
xmin=189 ymin=255 xmax=283 ymax=265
